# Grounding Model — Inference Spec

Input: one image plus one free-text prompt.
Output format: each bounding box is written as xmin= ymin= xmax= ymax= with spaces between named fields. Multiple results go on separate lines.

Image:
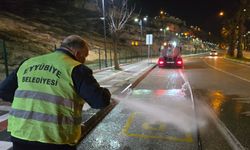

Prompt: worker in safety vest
xmin=0 ymin=35 xmax=111 ymax=150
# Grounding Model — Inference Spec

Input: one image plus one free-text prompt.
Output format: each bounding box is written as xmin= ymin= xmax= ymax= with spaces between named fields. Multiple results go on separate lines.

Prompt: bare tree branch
xmin=105 ymin=0 xmax=134 ymax=69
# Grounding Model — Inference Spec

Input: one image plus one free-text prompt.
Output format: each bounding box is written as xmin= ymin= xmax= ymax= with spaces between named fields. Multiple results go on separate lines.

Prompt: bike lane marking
xmin=122 ymin=112 xmax=193 ymax=143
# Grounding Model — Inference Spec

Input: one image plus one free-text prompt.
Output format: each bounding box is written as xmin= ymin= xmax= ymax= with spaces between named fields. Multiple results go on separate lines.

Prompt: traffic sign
xmin=146 ymin=34 xmax=153 ymax=45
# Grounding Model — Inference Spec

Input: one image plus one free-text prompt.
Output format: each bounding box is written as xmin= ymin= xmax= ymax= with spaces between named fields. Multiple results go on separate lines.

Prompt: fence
xmin=0 ymin=39 xmax=9 ymax=78
xmin=0 ymin=39 xmax=207 ymax=80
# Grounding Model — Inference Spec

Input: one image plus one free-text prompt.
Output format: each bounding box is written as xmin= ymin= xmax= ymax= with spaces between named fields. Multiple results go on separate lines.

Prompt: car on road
xmin=210 ymin=50 xmax=218 ymax=56
xmin=158 ymin=56 xmax=183 ymax=68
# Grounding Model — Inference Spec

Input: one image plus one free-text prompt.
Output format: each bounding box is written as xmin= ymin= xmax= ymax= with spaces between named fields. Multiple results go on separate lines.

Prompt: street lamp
xmin=219 ymin=11 xmax=224 ymax=17
xmin=134 ymin=16 xmax=147 ymax=59
xmin=160 ymin=26 xmax=169 ymax=41
xmin=102 ymin=0 xmax=108 ymax=67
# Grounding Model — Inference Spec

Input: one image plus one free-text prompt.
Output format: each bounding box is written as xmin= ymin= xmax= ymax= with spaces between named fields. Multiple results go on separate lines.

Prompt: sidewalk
xmin=243 ymin=51 xmax=250 ymax=59
xmin=224 ymin=51 xmax=250 ymax=65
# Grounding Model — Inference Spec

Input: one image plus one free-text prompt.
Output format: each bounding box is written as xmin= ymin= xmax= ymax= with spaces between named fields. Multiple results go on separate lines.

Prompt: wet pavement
xmin=184 ymin=56 xmax=250 ymax=149
xmin=78 ymin=67 xmax=198 ymax=150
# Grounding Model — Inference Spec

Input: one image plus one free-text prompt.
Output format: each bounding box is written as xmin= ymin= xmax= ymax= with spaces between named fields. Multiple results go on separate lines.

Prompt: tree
xmin=236 ymin=0 xmax=248 ymax=58
xmin=107 ymin=0 xmax=134 ymax=70
xmin=222 ymin=19 xmax=237 ymax=57
xmin=222 ymin=0 xmax=250 ymax=57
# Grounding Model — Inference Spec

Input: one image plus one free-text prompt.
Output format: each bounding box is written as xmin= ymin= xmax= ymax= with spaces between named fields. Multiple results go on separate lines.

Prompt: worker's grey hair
xmin=61 ymin=35 xmax=88 ymax=51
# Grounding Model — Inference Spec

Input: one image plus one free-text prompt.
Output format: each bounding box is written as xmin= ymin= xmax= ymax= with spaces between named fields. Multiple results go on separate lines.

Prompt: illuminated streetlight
xmin=134 ymin=18 xmax=139 ymax=22
xmin=219 ymin=11 xmax=224 ymax=16
xmin=160 ymin=11 xmax=164 ymax=15
xmin=134 ymin=16 xmax=147 ymax=59
xmin=160 ymin=27 xmax=169 ymax=40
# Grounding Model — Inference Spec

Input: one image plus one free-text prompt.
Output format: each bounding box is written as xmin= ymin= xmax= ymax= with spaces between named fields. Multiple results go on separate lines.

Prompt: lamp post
xmin=102 ymin=0 xmax=108 ymax=67
xmin=134 ymin=16 xmax=147 ymax=60
xmin=160 ymin=26 xmax=169 ymax=41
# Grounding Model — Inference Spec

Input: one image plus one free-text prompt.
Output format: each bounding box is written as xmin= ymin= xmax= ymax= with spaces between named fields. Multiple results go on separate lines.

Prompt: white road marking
xmin=203 ymin=59 xmax=250 ymax=83
xmin=179 ymin=70 xmax=245 ymax=150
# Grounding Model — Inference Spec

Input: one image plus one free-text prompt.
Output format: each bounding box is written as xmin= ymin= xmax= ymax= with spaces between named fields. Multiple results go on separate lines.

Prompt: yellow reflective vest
xmin=8 ymin=51 xmax=84 ymax=145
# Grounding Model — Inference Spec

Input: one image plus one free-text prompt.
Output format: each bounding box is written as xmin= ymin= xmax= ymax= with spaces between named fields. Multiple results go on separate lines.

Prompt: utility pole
xmin=102 ymin=0 xmax=108 ymax=67
xmin=139 ymin=19 xmax=143 ymax=59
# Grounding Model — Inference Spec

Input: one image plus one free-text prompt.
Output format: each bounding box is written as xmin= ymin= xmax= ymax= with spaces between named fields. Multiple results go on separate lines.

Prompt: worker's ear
xmin=74 ymin=51 xmax=82 ymax=60
xmin=74 ymin=50 xmax=86 ymax=63
xmin=74 ymin=51 xmax=80 ymax=57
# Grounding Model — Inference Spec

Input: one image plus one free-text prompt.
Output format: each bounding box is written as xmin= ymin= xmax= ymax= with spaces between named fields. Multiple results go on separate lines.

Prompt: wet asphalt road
xmin=184 ymin=55 xmax=250 ymax=149
xmin=78 ymin=64 xmax=199 ymax=149
xmin=78 ymin=54 xmax=250 ymax=150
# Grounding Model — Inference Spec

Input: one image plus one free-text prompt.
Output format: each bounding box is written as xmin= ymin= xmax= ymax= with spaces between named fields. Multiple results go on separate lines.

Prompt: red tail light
xmin=159 ymin=60 xmax=164 ymax=65
xmin=177 ymin=60 xmax=182 ymax=65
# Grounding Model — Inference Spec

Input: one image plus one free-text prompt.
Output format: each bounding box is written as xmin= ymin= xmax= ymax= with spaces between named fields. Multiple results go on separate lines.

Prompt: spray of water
xmin=112 ymin=85 xmax=209 ymax=133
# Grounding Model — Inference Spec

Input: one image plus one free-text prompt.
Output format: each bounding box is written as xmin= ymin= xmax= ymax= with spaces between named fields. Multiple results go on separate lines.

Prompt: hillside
xmin=0 ymin=0 xmax=150 ymax=80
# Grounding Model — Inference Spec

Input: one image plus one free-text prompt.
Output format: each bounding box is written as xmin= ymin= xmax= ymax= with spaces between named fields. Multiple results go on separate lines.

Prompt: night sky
xmin=131 ymin=0 xmax=240 ymax=34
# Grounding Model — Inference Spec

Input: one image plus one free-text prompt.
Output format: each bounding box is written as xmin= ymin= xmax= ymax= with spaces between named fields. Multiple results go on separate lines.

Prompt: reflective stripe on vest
xmin=9 ymin=108 xmax=82 ymax=125
xmin=8 ymin=52 xmax=83 ymax=144
xmin=14 ymin=90 xmax=74 ymax=109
